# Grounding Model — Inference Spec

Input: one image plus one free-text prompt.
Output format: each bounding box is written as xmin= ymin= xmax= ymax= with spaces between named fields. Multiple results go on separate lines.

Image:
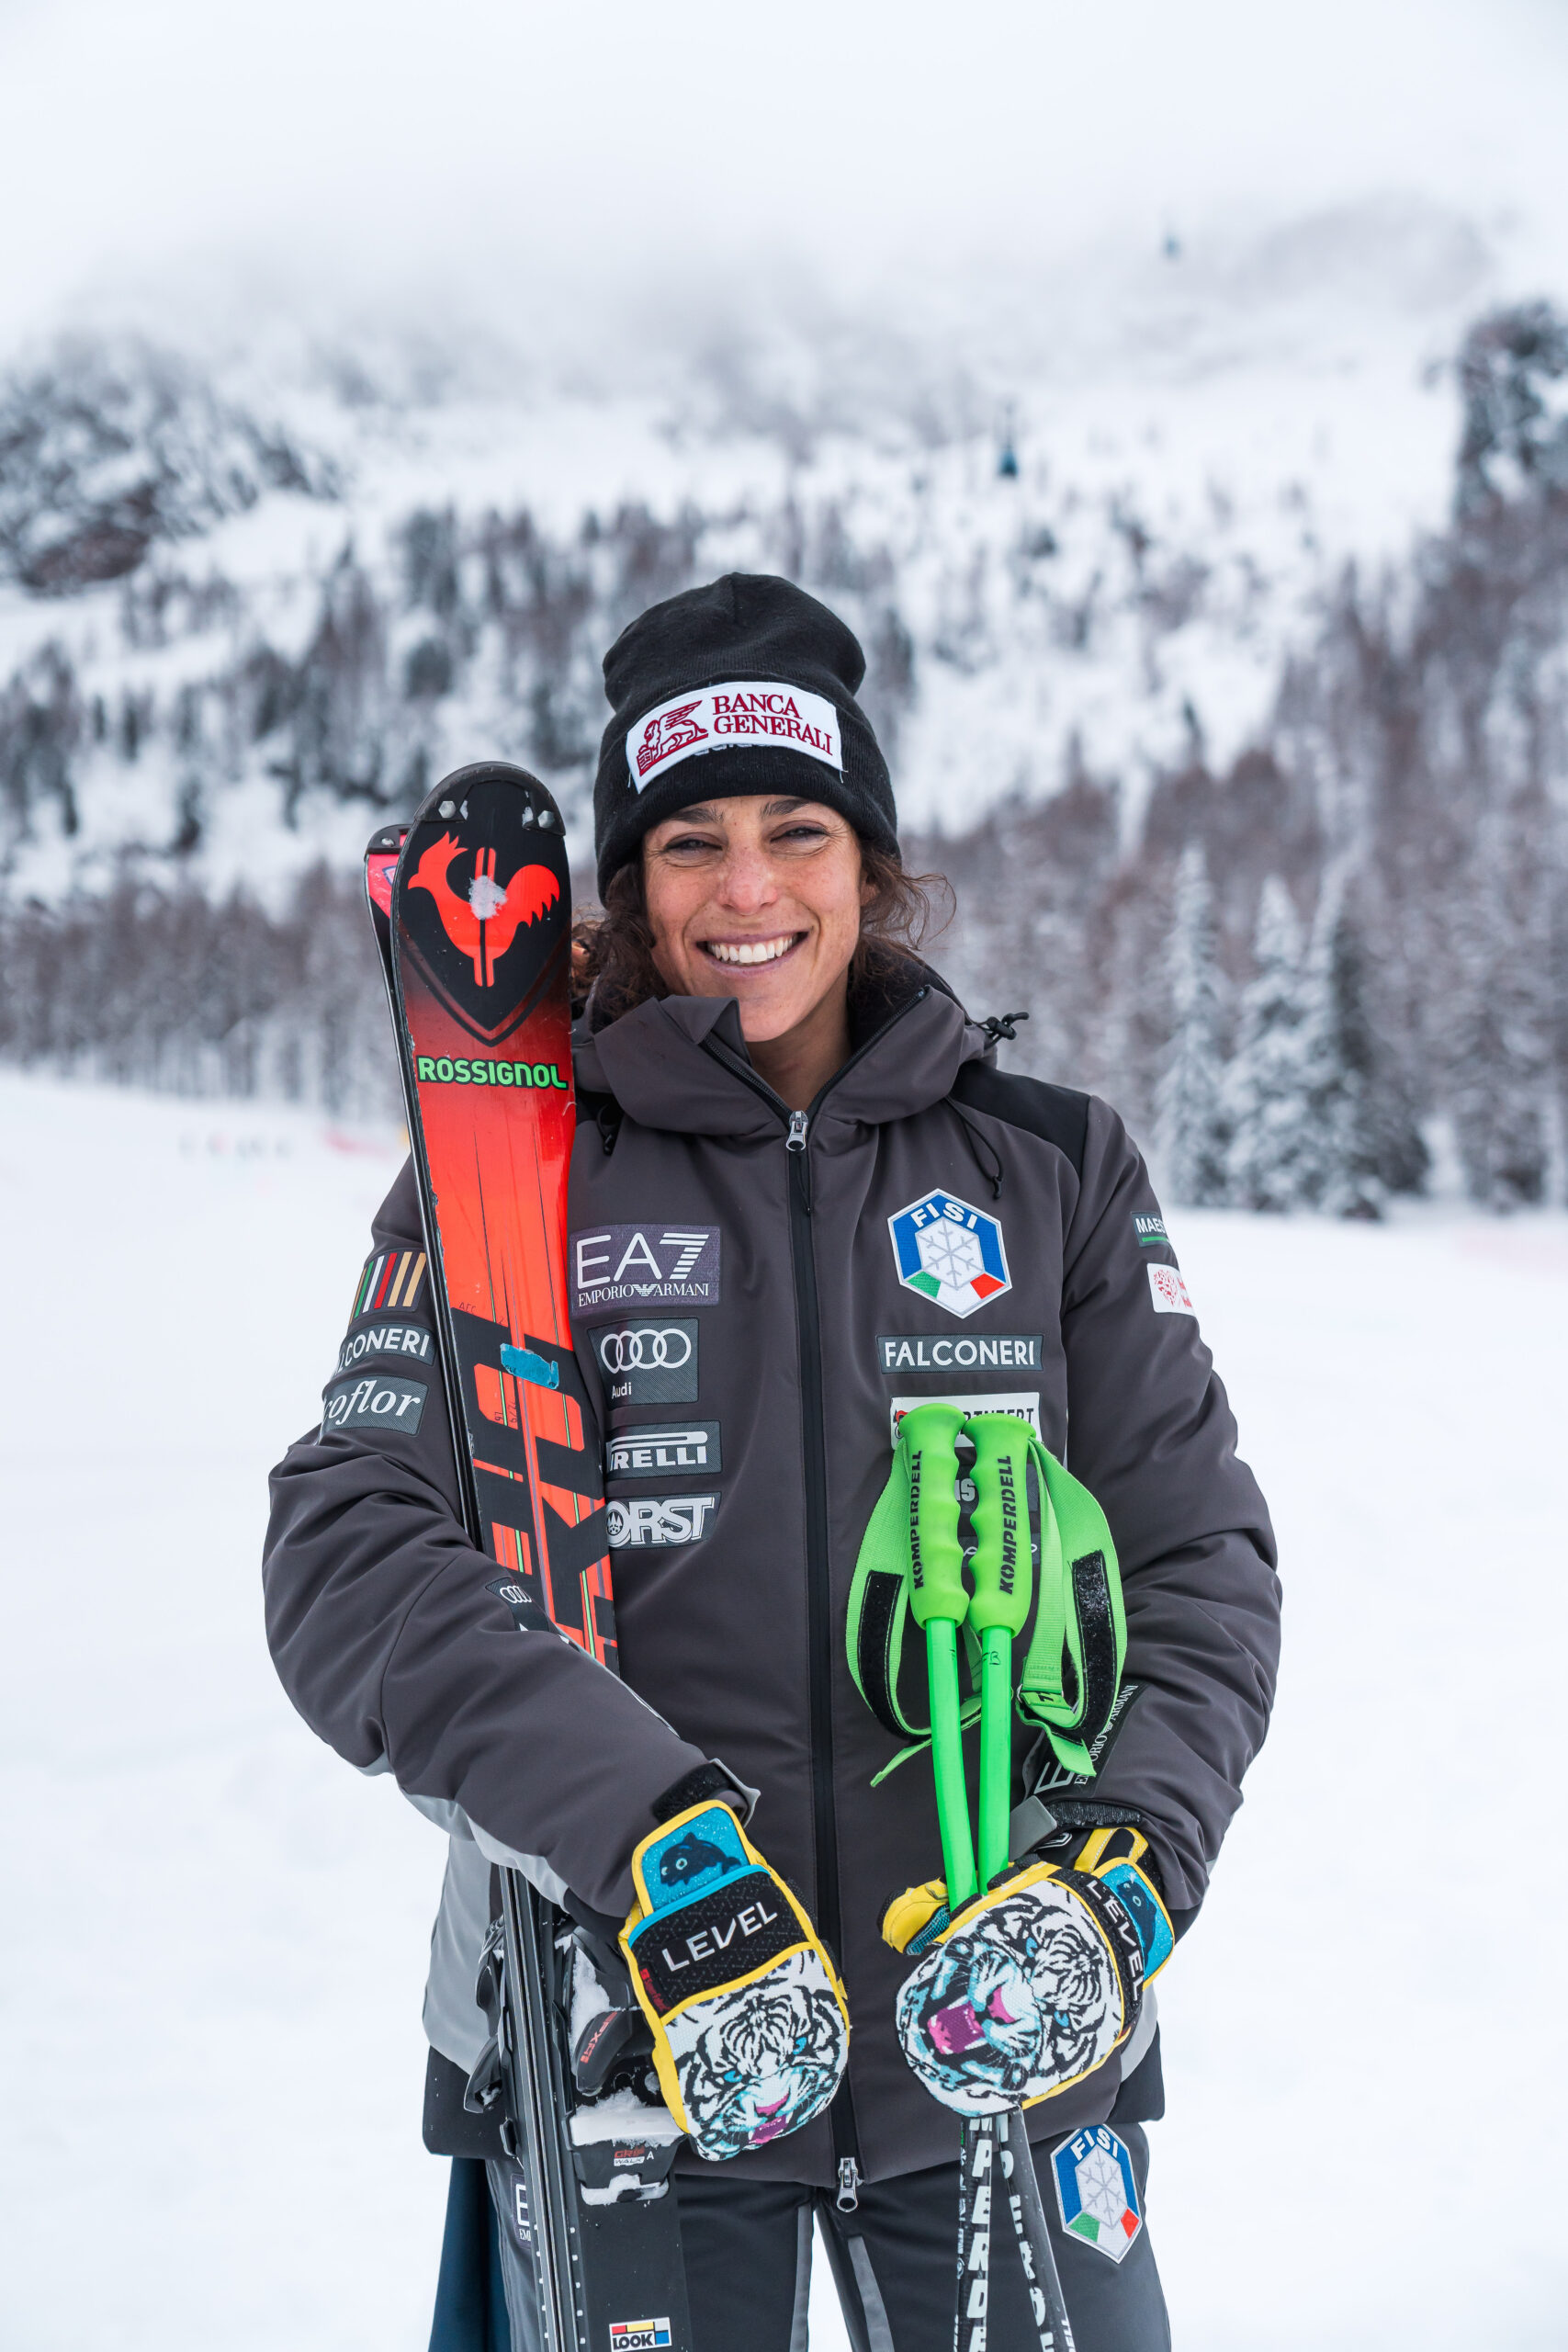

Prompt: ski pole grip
xmin=898 ymin=1402 xmax=969 ymax=1630
xmin=964 ymin=1413 xmax=1033 ymax=1638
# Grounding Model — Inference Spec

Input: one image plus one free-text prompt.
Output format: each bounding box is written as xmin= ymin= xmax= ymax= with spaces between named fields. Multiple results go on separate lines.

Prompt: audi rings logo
xmin=596 ymin=1326 xmax=693 ymax=1374
xmin=593 ymin=1317 xmax=699 ymax=1405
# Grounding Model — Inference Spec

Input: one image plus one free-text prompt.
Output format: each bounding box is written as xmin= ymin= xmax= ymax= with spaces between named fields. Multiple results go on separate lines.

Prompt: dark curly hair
xmin=573 ymin=841 xmax=953 ymax=1029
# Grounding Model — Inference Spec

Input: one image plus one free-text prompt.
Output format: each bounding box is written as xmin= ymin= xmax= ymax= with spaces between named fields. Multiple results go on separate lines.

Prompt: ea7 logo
xmin=605 ymin=1495 xmax=717 ymax=1547
xmin=571 ymin=1225 xmax=720 ymax=1313
xmin=887 ymin=1190 xmax=1012 ymax=1320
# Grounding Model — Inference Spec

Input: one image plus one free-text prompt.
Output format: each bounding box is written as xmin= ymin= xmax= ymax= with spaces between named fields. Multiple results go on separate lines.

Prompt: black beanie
xmin=593 ymin=572 xmax=898 ymax=896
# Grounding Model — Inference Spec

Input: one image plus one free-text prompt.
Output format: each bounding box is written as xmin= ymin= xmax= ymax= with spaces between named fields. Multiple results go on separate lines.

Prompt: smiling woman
xmin=576 ymin=796 xmax=946 ymax=1108
xmin=263 ymin=570 xmax=1279 ymax=2352
xmin=575 ymin=573 xmax=950 ymax=1108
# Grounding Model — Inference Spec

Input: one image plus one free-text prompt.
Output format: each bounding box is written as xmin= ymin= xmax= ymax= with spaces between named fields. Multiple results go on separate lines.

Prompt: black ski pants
xmin=675 ymin=2120 xmax=1167 ymax=2352
xmin=431 ymin=2111 xmax=1168 ymax=2352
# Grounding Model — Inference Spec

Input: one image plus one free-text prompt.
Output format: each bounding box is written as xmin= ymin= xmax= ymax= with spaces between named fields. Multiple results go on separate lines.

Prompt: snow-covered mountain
xmin=0 ymin=198 xmax=1493 ymax=902
xmin=2 ymin=202 xmax=1564 ymax=1211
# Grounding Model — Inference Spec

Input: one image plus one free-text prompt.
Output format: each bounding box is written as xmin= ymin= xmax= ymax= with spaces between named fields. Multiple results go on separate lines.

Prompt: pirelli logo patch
xmin=607 ymin=1422 xmax=721 ymax=1477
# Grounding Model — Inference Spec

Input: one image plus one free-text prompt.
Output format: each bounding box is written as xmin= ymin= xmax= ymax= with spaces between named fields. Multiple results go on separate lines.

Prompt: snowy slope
xmin=2 ymin=1072 xmax=1564 ymax=2347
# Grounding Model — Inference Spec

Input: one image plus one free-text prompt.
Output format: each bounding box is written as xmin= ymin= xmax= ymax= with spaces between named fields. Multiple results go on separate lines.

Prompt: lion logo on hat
xmin=636 ymin=699 xmax=708 ymax=778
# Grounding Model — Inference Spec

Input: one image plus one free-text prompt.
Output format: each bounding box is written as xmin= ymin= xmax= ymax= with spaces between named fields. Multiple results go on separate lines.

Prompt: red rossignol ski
xmin=365 ymin=764 xmax=692 ymax=2352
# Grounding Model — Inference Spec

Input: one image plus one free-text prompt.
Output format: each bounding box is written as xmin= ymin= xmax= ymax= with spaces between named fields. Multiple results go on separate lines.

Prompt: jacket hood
xmin=575 ymin=963 xmax=991 ymax=1143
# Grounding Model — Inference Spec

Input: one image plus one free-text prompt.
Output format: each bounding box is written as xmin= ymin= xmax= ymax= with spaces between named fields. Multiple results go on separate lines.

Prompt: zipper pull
xmin=836 ymin=2156 xmax=862 ymax=2211
xmin=785 ymin=1110 xmax=809 ymax=1153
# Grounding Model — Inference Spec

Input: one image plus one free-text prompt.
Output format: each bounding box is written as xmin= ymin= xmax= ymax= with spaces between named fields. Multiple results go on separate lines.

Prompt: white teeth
xmin=705 ymin=936 xmax=796 ymax=967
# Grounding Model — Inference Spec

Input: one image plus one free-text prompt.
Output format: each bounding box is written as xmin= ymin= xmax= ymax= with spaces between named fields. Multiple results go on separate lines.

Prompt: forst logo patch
xmin=887 ymin=1190 xmax=1012 ymax=1320
xmin=605 ymin=1494 xmax=717 ymax=1547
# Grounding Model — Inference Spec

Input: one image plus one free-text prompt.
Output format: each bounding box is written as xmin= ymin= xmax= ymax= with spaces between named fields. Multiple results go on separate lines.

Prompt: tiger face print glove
xmin=621 ymin=1801 xmax=851 ymax=2163
xmin=883 ymin=1826 xmax=1174 ymax=2116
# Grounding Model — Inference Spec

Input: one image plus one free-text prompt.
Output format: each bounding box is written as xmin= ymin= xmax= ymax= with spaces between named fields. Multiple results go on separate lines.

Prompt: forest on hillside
xmin=2 ymin=303 xmax=1567 ymax=1212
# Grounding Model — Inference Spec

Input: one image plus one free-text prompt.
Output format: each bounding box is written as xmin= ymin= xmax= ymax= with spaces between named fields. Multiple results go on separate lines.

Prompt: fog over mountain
xmin=1 ymin=41 xmax=1565 ymax=1214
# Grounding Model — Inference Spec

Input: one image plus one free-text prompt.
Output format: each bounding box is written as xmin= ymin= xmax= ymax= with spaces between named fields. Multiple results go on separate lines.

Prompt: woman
xmin=265 ymin=573 xmax=1280 ymax=2352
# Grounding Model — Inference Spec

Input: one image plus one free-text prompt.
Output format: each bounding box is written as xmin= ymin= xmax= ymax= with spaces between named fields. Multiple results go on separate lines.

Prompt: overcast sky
xmin=1 ymin=0 xmax=1565 ymax=351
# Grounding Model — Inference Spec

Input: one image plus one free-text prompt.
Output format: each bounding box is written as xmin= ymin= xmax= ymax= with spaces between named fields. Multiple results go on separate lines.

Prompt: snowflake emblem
xmin=1050 ymin=2126 xmax=1143 ymax=2265
xmin=918 ymin=1219 xmax=986 ymax=1290
xmin=887 ymin=1189 xmax=1011 ymax=1319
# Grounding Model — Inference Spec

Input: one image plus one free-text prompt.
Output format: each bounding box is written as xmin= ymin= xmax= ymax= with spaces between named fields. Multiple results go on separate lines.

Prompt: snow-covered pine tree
xmin=1296 ymin=881 xmax=1384 ymax=1219
xmin=1448 ymin=816 xmax=1551 ymax=1209
xmin=1226 ymin=876 xmax=1314 ymax=1212
xmin=1155 ymin=842 xmax=1230 ymax=1204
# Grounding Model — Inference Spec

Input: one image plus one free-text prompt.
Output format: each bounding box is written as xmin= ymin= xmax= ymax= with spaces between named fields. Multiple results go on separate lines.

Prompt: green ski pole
xmin=967 ymin=1414 xmax=1077 ymax=2352
xmin=965 ymin=1414 xmax=1034 ymax=1888
xmin=898 ymin=1402 xmax=976 ymax=1907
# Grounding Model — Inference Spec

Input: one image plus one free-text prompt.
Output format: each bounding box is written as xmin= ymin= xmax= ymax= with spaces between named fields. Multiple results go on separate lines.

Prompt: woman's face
xmin=642 ymin=795 xmax=868 ymax=1042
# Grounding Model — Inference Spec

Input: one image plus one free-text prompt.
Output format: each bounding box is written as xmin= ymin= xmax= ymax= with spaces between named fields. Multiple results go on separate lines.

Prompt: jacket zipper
xmin=705 ymin=993 xmax=927 ymax=2208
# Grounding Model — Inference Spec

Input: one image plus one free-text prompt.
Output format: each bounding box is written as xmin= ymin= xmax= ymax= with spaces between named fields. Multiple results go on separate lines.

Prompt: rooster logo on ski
xmin=410 ymin=834 xmax=559 ymax=988
xmin=636 ymin=701 xmax=707 ymax=779
xmin=398 ymin=805 xmax=569 ymax=1045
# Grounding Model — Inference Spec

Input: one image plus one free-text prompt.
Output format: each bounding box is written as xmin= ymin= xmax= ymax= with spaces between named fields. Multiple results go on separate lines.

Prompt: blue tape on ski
xmin=501 ymin=1342 xmax=560 ymax=1391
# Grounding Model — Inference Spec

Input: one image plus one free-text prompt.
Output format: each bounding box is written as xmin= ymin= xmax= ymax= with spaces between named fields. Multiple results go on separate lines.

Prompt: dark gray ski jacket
xmin=264 ymin=968 xmax=1279 ymax=2188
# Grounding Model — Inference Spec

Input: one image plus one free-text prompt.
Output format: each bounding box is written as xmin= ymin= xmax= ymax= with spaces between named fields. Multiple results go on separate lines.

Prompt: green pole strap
xmin=847 ymin=1410 xmax=1127 ymax=1791
xmin=1012 ymin=1434 xmax=1126 ymax=1779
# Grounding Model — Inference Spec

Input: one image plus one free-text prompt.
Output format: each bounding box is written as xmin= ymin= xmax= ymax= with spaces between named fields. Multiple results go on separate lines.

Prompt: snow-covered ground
xmin=1 ymin=1071 xmax=1563 ymax=2348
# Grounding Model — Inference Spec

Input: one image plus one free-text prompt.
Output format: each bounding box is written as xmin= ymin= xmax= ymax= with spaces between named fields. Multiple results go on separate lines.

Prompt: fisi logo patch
xmin=887 ymin=1189 xmax=1012 ymax=1319
xmin=1049 ymin=2124 xmax=1143 ymax=2264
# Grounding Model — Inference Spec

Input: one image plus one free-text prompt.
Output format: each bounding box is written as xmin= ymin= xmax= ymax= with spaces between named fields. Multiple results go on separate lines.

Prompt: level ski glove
xmin=884 ymin=1826 xmax=1173 ymax=2116
xmin=620 ymin=1801 xmax=850 ymax=2164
